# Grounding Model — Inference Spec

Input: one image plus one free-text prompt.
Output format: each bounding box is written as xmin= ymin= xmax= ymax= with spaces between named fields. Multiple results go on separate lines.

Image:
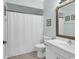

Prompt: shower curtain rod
xmin=6 ymin=10 xmax=43 ymax=16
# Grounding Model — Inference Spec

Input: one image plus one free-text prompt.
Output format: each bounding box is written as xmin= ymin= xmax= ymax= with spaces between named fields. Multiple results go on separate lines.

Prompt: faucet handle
xmin=67 ymin=40 xmax=72 ymax=45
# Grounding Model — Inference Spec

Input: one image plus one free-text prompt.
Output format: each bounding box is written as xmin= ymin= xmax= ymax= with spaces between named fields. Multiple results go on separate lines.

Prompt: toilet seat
xmin=35 ymin=44 xmax=45 ymax=48
xmin=35 ymin=44 xmax=45 ymax=58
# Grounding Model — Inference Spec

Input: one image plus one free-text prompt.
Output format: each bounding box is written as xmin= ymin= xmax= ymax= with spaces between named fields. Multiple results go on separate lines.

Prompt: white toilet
xmin=35 ymin=44 xmax=45 ymax=57
xmin=35 ymin=36 xmax=52 ymax=58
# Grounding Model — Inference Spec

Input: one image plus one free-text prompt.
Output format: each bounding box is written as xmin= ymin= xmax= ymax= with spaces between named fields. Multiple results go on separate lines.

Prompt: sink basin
xmin=59 ymin=42 xmax=75 ymax=49
xmin=54 ymin=39 xmax=75 ymax=50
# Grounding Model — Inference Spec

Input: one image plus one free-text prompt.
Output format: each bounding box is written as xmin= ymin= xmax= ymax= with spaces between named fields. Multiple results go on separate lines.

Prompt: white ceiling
xmin=37 ymin=0 xmax=44 ymax=2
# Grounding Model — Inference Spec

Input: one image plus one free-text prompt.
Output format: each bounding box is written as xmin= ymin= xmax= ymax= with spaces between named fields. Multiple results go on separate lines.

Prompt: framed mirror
xmin=56 ymin=0 xmax=75 ymax=40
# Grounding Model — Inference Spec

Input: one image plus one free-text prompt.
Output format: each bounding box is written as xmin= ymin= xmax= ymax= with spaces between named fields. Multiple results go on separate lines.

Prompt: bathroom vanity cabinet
xmin=45 ymin=40 xmax=75 ymax=59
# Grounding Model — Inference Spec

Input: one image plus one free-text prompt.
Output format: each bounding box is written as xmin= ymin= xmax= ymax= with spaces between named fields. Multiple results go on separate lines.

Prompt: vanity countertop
xmin=46 ymin=39 xmax=75 ymax=55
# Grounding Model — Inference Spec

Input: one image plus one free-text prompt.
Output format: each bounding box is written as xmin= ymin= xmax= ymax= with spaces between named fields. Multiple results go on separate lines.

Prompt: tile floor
xmin=8 ymin=51 xmax=45 ymax=59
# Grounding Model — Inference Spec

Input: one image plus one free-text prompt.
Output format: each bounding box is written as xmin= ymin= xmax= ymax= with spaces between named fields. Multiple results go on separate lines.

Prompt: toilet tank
xmin=44 ymin=36 xmax=52 ymax=42
xmin=40 ymin=36 xmax=53 ymax=43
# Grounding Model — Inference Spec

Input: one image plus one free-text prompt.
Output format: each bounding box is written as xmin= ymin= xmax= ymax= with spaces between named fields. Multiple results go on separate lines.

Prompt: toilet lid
xmin=35 ymin=44 xmax=45 ymax=48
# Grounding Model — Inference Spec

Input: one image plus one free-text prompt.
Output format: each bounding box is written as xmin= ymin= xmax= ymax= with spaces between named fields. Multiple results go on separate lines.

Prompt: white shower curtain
xmin=7 ymin=12 xmax=43 ymax=57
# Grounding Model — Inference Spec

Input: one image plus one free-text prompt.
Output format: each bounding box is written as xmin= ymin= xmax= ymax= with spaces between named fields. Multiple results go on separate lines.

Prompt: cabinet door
xmin=46 ymin=45 xmax=59 ymax=59
xmin=60 ymin=55 xmax=75 ymax=59
xmin=60 ymin=55 xmax=66 ymax=59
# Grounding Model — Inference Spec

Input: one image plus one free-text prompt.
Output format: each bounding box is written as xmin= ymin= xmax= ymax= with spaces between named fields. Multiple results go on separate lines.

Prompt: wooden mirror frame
xmin=56 ymin=0 xmax=75 ymax=40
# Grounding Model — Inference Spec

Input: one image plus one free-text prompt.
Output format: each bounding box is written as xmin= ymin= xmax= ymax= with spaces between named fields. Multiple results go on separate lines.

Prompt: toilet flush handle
xmin=44 ymin=43 xmax=48 ymax=46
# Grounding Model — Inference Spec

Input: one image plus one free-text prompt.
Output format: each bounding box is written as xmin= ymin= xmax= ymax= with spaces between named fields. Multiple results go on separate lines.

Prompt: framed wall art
xmin=65 ymin=16 xmax=70 ymax=21
xmin=46 ymin=19 xmax=51 ymax=26
xmin=71 ymin=14 xmax=75 ymax=20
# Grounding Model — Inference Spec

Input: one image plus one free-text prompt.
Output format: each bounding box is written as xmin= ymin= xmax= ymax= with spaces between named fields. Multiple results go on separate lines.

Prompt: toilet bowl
xmin=35 ymin=36 xmax=52 ymax=58
xmin=35 ymin=44 xmax=45 ymax=58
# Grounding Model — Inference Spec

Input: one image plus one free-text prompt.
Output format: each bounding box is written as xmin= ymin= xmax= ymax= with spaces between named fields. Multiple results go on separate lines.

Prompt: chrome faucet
xmin=67 ymin=40 xmax=72 ymax=45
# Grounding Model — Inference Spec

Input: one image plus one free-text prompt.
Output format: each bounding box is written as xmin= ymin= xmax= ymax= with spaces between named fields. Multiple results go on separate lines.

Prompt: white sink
xmin=59 ymin=42 xmax=75 ymax=50
xmin=46 ymin=39 xmax=75 ymax=54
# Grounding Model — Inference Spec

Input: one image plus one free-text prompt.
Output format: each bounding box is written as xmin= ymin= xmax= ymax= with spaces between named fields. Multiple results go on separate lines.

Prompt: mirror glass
xmin=58 ymin=2 xmax=75 ymax=37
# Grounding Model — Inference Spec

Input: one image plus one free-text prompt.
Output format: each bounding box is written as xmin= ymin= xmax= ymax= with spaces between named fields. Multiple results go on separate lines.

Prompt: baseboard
xmin=7 ymin=50 xmax=36 ymax=58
